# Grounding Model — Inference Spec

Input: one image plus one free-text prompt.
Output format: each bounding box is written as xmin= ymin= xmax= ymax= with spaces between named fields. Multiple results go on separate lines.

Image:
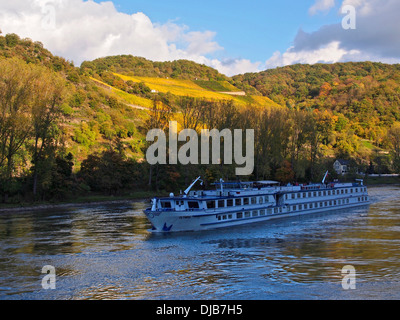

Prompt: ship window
xmin=345 ymin=189 xmax=348 ymax=194
xmin=356 ymin=188 xmax=358 ymax=192
xmin=223 ymin=215 xmax=227 ymax=220
xmin=207 ymin=201 xmax=216 ymax=209
xmin=264 ymin=196 xmax=269 ymax=202
xmin=227 ymin=199 xmax=234 ymax=207
xmin=218 ymin=215 xmax=221 ymax=220
xmin=251 ymin=197 xmax=257 ymax=204
xmin=303 ymin=193 xmax=306 ymax=198
xmin=274 ymin=208 xmax=278 ymax=214
xmin=299 ymin=204 xmax=302 ymax=210
xmin=323 ymin=191 xmax=326 ymax=196
xmin=243 ymin=198 xmax=249 ymax=205
xmin=259 ymin=197 xmax=264 ymax=204
xmin=293 ymin=205 xmax=297 ymax=211
xmin=267 ymin=209 xmax=272 ymax=214
xmin=218 ymin=200 xmax=225 ymax=208
xmin=161 ymin=201 xmax=172 ymax=208
xmin=237 ymin=212 xmax=243 ymax=219
xmin=245 ymin=211 xmax=250 ymax=218
xmin=228 ymin=214 xmax=233 ymax=219
xmin=325 ymin=202 xmax=328 ymax=206
xmin=334 ymin=200 xmax=337 ymax=205
xmin=260 ymin=210 xmax=266 ymax=216
xmin=313 ymin=192 xmax=317 ymax=197
xmin=252 ymin=211 xmax=258 ymax=217
xmin=188 ymin=201 xmax=200 ymax=209
xmin=235 ymin=198 xmax=242 ymax=206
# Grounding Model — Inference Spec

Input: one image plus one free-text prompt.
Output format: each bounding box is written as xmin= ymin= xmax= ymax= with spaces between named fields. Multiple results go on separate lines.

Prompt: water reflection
xmin=1 ymin=186 xmax=400 ymax=299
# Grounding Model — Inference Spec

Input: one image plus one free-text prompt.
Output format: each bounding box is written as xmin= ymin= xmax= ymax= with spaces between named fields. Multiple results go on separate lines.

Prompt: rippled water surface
xmin=0 ymin=186 xmax=399 ymax=300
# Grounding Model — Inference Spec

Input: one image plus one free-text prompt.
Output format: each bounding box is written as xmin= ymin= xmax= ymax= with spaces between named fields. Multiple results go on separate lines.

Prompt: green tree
xmin=389 ymin=122 xmax=400 ymax=173
xmin=31 ymin=69 xmax=66 ymax=197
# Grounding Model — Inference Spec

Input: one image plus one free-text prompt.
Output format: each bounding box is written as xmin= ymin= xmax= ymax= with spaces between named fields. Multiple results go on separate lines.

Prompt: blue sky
xmin=1 ymin=0 xmax=399 ymax=76
xmin=95 ymin=0 xmax=343 ymax=63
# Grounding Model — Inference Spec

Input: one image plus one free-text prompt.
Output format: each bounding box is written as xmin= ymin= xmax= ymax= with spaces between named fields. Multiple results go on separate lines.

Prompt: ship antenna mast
xmin=183 ymin=176 xmax=203 ymax=197
xmin=322 ymin=171 xmax=329 ymax=184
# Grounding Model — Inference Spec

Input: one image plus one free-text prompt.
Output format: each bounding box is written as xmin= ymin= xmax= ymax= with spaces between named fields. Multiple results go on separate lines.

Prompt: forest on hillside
xmin=1 ymin=33 xmax=400 ymax=205
xmin=81 ymin=55 xmax=229 ymax=81
xmin=233 ymin=62 xmax=400 ymax=147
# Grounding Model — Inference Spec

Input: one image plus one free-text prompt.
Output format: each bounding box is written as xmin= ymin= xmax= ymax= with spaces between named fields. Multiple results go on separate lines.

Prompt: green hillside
xmin=1 ymin=32 xmax=400 ymax=205
xmin=233 ymin=62 xmax=400 ymax=157
xmin=81 ymin=55 xmax=229 ymax=81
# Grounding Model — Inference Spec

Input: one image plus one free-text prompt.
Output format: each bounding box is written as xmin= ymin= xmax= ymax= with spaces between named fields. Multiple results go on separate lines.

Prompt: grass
xmin=115 ymin=73 xmax=234 ymax=100
xmin=90 ymin=77 xmax=154 ymax=109
xmin=194 ymin=80 xmax=240 ymax=92
xmin=114 ymin=73 xmax=282 ymax=109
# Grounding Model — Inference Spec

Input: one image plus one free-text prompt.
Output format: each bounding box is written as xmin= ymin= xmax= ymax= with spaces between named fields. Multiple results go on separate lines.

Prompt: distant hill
xmin=232 ymin=62 xmax=400 ymax=125
xmin=81 ymin=55 xmax=229 ymax=81
xmin=231 ymin=62 xmax=400 ymax=158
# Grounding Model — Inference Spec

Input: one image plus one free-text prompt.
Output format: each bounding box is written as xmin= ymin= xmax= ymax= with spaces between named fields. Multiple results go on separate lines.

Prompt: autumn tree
xmin=144 ymin=97 xmax=172 ymax=190
xmin=31 ymin=68 xmax=66 ymax=198
xmin=389 ymin=122 xmax=400 ymax=173
xmin=0 ymin=57 xmax=66 ymax=201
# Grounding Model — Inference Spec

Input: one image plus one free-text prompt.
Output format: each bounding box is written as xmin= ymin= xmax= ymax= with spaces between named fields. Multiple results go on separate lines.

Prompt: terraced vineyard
xmin=114 ymin=73 xmax=280 ymax=109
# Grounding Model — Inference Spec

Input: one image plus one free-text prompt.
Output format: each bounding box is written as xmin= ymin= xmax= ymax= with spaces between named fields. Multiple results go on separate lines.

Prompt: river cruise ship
xmin=144 ymin=174 xmax=370 ymax=233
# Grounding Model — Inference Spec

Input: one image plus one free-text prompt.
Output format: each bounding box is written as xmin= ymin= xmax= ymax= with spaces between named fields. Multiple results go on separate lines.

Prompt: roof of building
xmin=336 ymin=159 xmax=350 ymax=165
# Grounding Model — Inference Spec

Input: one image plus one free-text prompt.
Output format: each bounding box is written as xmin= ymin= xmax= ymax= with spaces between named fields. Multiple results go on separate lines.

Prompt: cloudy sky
xmin=0 ymin=0 xmax=399 ymax=76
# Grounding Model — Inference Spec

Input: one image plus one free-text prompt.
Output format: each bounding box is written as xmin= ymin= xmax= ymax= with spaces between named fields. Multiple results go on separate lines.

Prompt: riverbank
xmin=0 ymin=191 xmax=167 ymax=214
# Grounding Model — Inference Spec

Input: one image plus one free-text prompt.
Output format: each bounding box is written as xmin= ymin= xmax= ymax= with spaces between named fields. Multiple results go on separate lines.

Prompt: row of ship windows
xmin=217 ymin=197 xmax=368 ymax=221
xmin=208 ymin=187 xmax=366 ymax=209
xmin=285 ymin=187 xmax=366 ymax=200
xmin=207 ymin=197 xmax=263 ymax=209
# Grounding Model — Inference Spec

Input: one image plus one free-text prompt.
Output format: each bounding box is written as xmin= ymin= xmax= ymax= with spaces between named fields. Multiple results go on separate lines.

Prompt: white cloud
xmin=209 ymin=58 xmax=261 ymax=77
xmin=309 ymin=0 xmax=336 ymax=15
xmin=265 ymin=41 xmax=360 ymax=68
xmin=0 ymin=0 xmax=259 ymax=76
xmin=266 ymin=0 xmax=400 ymax=69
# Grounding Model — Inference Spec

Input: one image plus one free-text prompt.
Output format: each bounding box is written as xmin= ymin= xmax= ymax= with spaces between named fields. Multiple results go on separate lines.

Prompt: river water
xmin=0 ymin=186 xmax=399 ymax=300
